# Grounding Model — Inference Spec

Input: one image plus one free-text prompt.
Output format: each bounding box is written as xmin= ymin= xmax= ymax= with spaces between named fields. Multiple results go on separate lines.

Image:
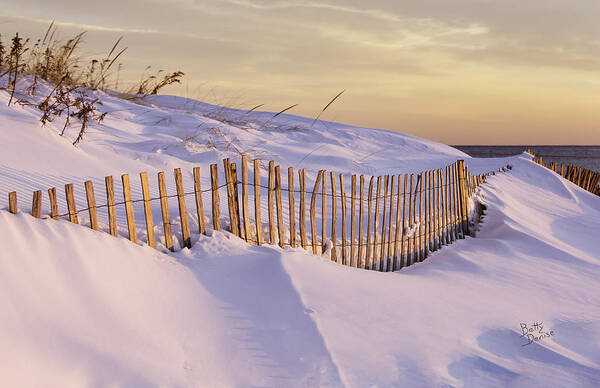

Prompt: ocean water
xmin=454 ymin=145 xmax=600 ymax=172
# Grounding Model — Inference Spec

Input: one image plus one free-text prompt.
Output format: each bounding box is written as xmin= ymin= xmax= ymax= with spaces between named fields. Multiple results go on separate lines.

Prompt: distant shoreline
xmin=454 ymin=145 xmax=600 ymax=171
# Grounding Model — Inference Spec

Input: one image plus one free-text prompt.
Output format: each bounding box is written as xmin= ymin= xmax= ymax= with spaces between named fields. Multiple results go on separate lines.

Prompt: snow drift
xmin=1 ymin=84 xmax=599 ymax=387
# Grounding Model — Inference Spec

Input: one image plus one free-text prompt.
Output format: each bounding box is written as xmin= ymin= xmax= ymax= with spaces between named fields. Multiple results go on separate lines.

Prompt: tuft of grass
xmin=0 ymin=22 xmax=184 ymax=146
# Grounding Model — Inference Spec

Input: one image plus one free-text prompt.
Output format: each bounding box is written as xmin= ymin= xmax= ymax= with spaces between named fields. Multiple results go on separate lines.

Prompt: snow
xmin=1 ymin=80 xmax=599 ymax=386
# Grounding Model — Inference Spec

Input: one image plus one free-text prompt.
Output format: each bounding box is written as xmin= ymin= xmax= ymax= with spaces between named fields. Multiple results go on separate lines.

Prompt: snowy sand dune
xmin=1 ymin=86 xmax=599 ymax=386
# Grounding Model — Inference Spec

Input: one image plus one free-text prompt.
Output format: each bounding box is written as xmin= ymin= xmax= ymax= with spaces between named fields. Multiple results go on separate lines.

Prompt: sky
xmin=1 ymin=0 xmax=599 ymax=145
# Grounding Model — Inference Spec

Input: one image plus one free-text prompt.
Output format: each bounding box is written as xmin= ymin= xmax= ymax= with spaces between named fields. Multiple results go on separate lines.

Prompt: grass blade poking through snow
xmin=311 ymin=89 xmax=345 ymax=127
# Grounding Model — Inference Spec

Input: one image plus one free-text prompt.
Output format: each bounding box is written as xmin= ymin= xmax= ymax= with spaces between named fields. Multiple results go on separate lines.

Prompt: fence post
xmin=253 ymin=160 xmax=263 ymax=244
xmin=408 ymin=175 xmax=414 ymax=265
xmin=351 ymin=175 xmax=357 ymax=267
xmin=457 ymin=160 xmax=469 ymax=236
xmin=8 ymin=191 xmax=18 ymax=214
xmin=444 ymin=167 xmax=450 ymax=244
xmin=48 ymin=188 xmax=58 ymax=220
xmin=310 ymin=171 xmax=323 ymax=255
xmin=275 ymin=165 xmax=285 ymax=248
xmin=174 ymin=168 xmax=192 ymax=248
xmin=365 ymin=176 xmax=374 ymax=269
xmin=415 ymin=174 xmax=422 ymax=261
xmin=210 ymin=164 xmax=221 ymax=232
xmin=65 ymin=183 xmax=79 ymax=224
xmin=339 ymin=174 xmax=347 ymax=265
xmin=358 ymin=175 xmax=365 ymax=268
xmin=158 ymin=172 xmax=174 ymax=251
xmin=387 ymin=175 xmax=395 ymax=272
xmin=393 ymin=174 xmax=402 ymax=270
xmin=373 ymin=176 xmax=382 ymax=270
xmin=268 ymin=161 xmax=276 ymax=244
xmin=330 ymin=171 xmax=338 ymax=262
xmin=425 ymin=171 xmax=432 ymax=255
xmin=224 ymin=159 xmax=240 ymax=237
xmin=299 ymin=168 xmax=307 ymax=250
xmin=231 ymin=163 xmax=242 ymax=239
xmin=84 ymin=181 xmax=99 ymax=231
xmin=452 ymin=163 xmax=460 ymax=240
xmin=139 ymin=173 xmax=155 ymax=248
xmin=121 ymin=175 xmax=136 ymax=243
xmin=321 ymin=171 xmax=327 ymax=253
xmin=288 ymin=167 xmax=296 ymax=248
xmin=436 ymin=170 xmax=442 ymax=249
xmin=241 ymin=157 xmax=250 ymax=243
xmin=193 ymin=167 xmax=207 ymax=236
xmin=399 ymin=174 xmax=408 ymax=269
xmin=31 ymin=190 xmax=42 ymax=218
xmin=418 ymin=173 xmax=425 ymax=262
xmin=105 ymin=176 xmax=118 ymax=237
xmin=379 ymin=175 xmax=389 ymax=272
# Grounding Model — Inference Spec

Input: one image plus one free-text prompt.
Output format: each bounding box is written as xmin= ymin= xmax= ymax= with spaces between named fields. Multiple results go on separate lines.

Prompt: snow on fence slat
xmin=4 ymin=158 xmax=509 ymax=272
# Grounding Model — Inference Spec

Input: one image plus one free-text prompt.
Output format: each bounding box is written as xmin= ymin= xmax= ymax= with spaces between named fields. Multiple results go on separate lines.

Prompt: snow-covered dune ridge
xmin=1 ymin=82 xmax=599 ymax=387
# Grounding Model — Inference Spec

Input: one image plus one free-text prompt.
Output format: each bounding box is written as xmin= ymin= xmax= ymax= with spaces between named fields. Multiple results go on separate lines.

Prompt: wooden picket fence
xmin=5 ymin=157 xmax=506 ymax=272
xmin=526 ymin=149 xmax=600 ymax=196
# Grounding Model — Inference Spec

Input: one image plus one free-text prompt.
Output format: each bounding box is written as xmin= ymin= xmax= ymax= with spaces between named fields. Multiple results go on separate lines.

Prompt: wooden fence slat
xmin=253 ymin=160 xmax=263 ymax=245
xmin=105 ymin=176 xmax=117 ymax=236
xmin=373 ymin=176 xmax=382 ymax=270
xmin=393 ymin=175 xmax=402 ymax=271
xmin=275 ymin=165 xmax=285 ymax=248
xmin=330 ymin=171 xmax=338 ymax=262
xmin=423 ymin=172 xmax=430 ymax=259
xmin=430 ymin=171 xmax=435 ymax=252
xmin=418 ymin=173 xmax=425 ymax=262
xmin=139 ymin=173 xmax=155 ymax=248
xmin=158 ymin=172 xmax=174 ymax=251
xmin=240 ymin=157 xmax=250 ymax=242
xmin=210 ymin=164 xmax=221 ymax=231
xmin=339 ymin=174 xmax=347 ymax=265
xmin=322 ymin=171 xmax=327 ymax=253
xmin=288 ymin=167 xmax=296 ymax=248
xmin=31 ymin=190 xmax=42 ymax=218
xmin=379 ymin=175 xmax=389 ymax=272
xmin=442 ymin=166 xmax=452 ymax=245
xmin=48 ymin=188 xmax=58 ymax=220
xmin=350 ymin=175 xmax=357 ymax=267
xmin=268 ymin=161 xmax=276 ymax=244
xmin=30 ymin=190 xmax=42 ymax=219
xmin=84 ymin=181 xmax=98 ymax=231
xmin=434 ymin=170 xmax=440 ymax=250
xmin=231 ymin=163 xmax=242 ymax=239
xmin=407 ymin=174 xmax=415 ymax=266
xmin=121 ymin=175 xmax=135 ymax=242
xmin=174 ymin=168 xmax=192 ymax=248
xmin=223 ymin=159 xmax=239 ymax=237
xmin=400 ymin=174 xmax=408 ymax=269
xmin=457 ymin=160 xmax=469 ymax=236
xmin=65 ymin=183 xmax=79 ymax=224
xmin=440 ymin=169 xmax=446 ymax=245
xmin=453 ymin=163 xmax=461 ymax=239
xmin=8 ymin=191 xmax=17 ymax=214
xmin=421 ymin=172 xmax=427 ymax=261
xmin=442 ymin=166 xmax=448 ymax=245
xmin=193 ymin=167 xmax=207 ymax=236
xmin=299 ymin=168 xmax=307 ymax=250
xmin=387 ymin=175 xmax=395 ymax=271
xmin=449 ymin=166 xmax=455 ymax=242
xmin=436 ymin=169 xmax=441 ymax=247
xmin=358 ymin=175 xmax=365 ymax=269
xmin=310 ymin=171 xmax=323 ymax=254
xmin=365 ymin=176 xmax=374 ymax=270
